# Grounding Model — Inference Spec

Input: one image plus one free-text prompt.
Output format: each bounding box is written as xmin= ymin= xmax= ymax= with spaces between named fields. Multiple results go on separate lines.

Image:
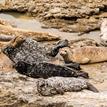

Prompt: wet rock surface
xmin=1 ymin=0 xmax=107 ymax=33
xmin=0 ymin=19 xmax=60 ymax=42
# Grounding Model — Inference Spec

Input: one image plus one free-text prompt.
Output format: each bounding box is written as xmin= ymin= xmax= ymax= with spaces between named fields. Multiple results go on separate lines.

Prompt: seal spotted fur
xmin=59 ymin=46 xmax=107 ymax=64
xmin=14 ymin=61 xmax=88 ymax=79
xmin=2 ymin=36 xmax=88 ymax=78
xmin=37 ymin=77 xmax=98 ymax=96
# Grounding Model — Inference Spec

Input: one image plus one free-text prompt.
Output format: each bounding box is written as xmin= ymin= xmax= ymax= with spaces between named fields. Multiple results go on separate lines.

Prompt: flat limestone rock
xmin=0 ymin=24 xmax=59 ymax=42
xmin=37 ymin=77 xmax=98 ymax=96
xmin=1 ymin=0 xmax=103 ymax=33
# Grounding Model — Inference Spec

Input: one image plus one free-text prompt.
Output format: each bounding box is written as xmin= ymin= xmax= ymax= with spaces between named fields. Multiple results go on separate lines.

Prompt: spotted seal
xmin=37 ymin=77 xmax=99 ymax=96
xmin=2 ymin=36 xmax=88 ymax=78
xmin=14 ymin=61 xmax=88 ymax=79
xmin=59 ymin=46 xmax=107 ymax=64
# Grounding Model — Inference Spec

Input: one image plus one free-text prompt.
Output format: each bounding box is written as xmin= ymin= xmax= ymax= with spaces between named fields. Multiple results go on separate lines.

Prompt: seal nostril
xmin=99 ymin=32 xmax=103 ymax=37
xmin=100 ymin=34 xmax=102 ymax=37
xmin=65 ymin=50 xmax=67 ymax=53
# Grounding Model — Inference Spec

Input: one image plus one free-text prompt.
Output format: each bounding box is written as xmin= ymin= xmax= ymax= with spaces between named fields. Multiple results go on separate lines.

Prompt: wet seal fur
xmin=59 ymin=46 xmax=107 ymax=64
xmin=37 ymin=77 xmax=99 ymax=96
xmin=2 ymin=36 xmax=88 ymax=78
xmin=15 ymin=61 xmax=88 ymax=79
xmin=2 ymin=36 xmax=51 ymax=64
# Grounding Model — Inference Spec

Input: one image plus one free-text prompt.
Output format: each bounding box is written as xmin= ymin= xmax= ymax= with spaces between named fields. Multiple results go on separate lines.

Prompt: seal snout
xmin=59 ymin=47 xmax=72 ymax=63
xmin=59 ymin=49 xmax=67 ymax=56
xmin=59 ymin=48 xmax=69 ymax=57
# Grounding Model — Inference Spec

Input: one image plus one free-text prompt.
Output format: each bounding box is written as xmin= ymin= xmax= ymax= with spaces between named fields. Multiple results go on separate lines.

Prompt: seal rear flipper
xmin=76 ymin=70 xmax=89 ymax=79
xmin=87 ymin=82 xmax=99 ymax=93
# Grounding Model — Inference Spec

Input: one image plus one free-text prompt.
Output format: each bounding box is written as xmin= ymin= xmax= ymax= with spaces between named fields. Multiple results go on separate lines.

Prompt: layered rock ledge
xmin=1 ymin=0 xmax=107 ymax=33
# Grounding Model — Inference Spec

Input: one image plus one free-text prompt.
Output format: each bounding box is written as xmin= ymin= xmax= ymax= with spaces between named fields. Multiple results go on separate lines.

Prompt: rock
xmin=0 ymin=23 xmax=60 ymax=42
xmin=0 ymin=71 xmax=39 ymax=107
xmin=0 ymin=0 xmax=107 ymax=33
xmin=0 ymin=34 xmax=15 ymax=41
xmin=100 ymin=18 xmax=107 ymax=46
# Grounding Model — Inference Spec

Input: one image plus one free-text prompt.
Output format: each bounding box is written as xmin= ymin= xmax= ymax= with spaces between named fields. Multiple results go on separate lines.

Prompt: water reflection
xmin=0 ymin=12 xmax=100 ymax=41
xmin=0 ymin=0 xmax=4 ymax=3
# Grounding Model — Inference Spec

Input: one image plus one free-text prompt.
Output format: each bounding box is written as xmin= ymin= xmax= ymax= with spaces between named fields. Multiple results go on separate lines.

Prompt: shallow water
xmin=0 ymin=0 xmax=4 ymax=3
xmin=0 ymin=12 xmax=101 ymax=42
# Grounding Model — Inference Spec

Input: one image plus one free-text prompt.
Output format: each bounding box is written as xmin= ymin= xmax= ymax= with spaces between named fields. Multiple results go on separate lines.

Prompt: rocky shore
xmin=0 ymin=0 xmax=107 ymax=107
xmin=1 ymin=0 xmax=107 ymax=33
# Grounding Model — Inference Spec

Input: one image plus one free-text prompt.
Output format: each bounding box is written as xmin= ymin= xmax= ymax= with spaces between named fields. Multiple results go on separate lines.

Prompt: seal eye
xmin=64 ymin=50 xmax=67 ymax=53
xmin=2 ymin=46 xmax=14 ymax=55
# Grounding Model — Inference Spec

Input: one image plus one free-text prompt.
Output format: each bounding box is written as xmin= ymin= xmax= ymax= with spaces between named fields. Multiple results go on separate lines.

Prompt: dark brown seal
xmin=14 ymin=61 xmax=88 ymax=79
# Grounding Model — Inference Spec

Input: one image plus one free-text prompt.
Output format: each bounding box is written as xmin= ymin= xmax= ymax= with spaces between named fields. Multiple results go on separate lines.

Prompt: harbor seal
xmin=49 ymin=38 xmax=99 ymax=58
xmin=2 ymin=36 xmax=88 ymax=78
xmin=59 ymin=46 xmax=107 ymax=64
xmin=37 ymin=77 xmax=98 ymax=96
xmin=14 ymin=61 xmax=88 ymax=79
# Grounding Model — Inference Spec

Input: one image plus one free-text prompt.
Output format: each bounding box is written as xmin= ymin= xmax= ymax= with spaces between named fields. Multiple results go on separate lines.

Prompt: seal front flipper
xmin=64 ymin=62 xmax=81 ymax=70
xmin=75 ymin=70 xmax=89 ymax=79
xmin=81 ymin=58 xmax=90 ymax=64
